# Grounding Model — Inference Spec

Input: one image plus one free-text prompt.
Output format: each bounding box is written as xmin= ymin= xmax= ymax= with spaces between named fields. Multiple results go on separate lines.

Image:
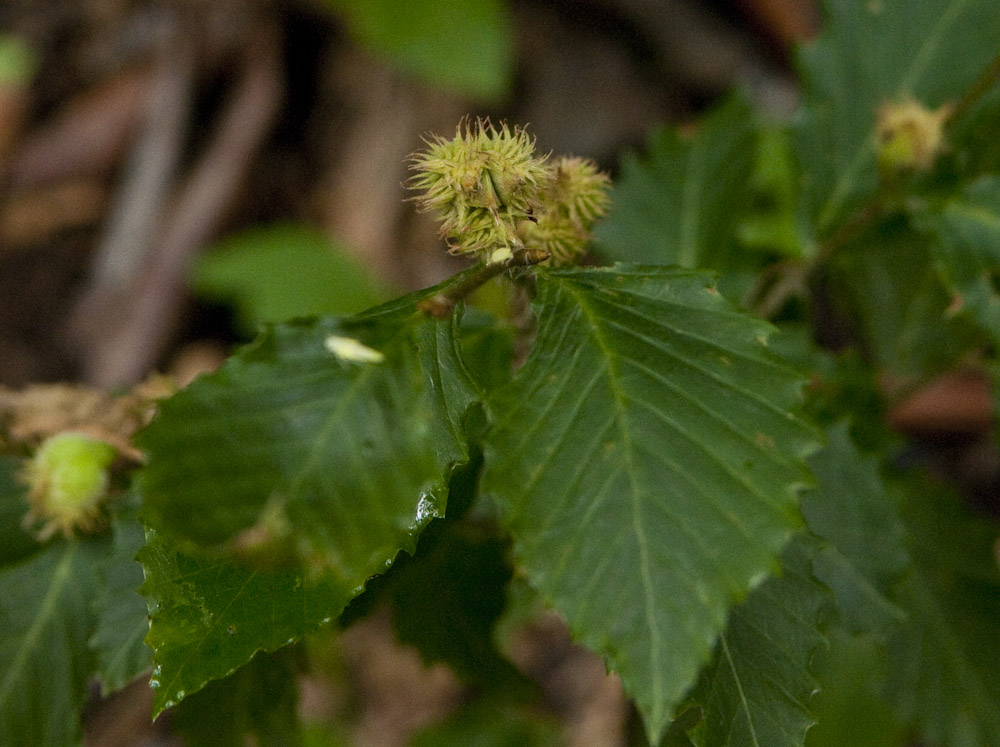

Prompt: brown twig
xmin=81 ymin=22 xmax=284 ymax=387
xmin=6 ymin=66 xmax=152 ymax=191
xmin=91 ymin=40 xmax=196 ymax=291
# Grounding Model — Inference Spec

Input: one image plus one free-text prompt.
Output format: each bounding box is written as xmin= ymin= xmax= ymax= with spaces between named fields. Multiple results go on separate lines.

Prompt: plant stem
xmin=417 ymin=249 xmax=549 ymax=318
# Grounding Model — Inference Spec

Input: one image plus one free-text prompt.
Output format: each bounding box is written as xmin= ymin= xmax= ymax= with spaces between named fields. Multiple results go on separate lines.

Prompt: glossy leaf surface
xmin=138 ymin=277 xmax=483 ymax=712
xmin=138 ymin=528 xmax=345 ymax=715
xmin=139 ymin=279 xmax=481 ymax=563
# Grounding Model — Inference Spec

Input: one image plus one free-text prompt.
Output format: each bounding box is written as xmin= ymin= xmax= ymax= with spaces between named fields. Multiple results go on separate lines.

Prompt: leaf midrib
xmin=564 ymin=279 xmax=667 ymax=728
xmin=722 ymin=634 xmax=762 ymax=747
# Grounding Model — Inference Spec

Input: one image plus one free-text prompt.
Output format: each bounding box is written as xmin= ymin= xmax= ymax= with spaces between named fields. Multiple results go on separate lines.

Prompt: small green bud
xmin=876 ymin=99 xmax=951 ymax=174
xmin=22 ymin=432 xmax=118 ymax=539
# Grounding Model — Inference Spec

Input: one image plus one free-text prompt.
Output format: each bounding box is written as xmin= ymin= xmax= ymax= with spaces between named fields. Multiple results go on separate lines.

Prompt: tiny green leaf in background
xmin=322 ymin=0 xmax=513 ymax=101
xmin=915 ymin=176 xmax=1000 ymax=344
xmin=0 ymin=34 xmax=37 ymax=87
xmin=483 ymin=265 xmax=820 ymax=744
xmin=192 ymin=222 xmax=388 ymax=336
xmin=736 ymin=126 xmax=803 ymax=261
xmin=828 ymin=217 xmax=984 ymax=381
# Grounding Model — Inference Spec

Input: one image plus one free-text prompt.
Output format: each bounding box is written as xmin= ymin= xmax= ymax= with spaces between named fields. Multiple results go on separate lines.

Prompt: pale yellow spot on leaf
xmin=324 ymin=335 xmax=385 ymax=364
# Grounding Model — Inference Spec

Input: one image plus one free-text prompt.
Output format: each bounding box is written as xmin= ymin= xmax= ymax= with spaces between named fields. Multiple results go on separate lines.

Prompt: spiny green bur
xmin=26 ymin=432 xmax=117 ymax=536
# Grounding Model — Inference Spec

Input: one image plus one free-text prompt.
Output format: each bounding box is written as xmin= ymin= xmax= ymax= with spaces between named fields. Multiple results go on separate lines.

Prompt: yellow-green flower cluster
xmin=410 ymin=120 xmax=609 ymax=265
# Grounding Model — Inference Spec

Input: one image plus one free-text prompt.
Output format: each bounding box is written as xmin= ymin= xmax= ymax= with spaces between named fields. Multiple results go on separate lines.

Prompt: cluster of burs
xmin=410 ymin=119 xmax=610 ymax=266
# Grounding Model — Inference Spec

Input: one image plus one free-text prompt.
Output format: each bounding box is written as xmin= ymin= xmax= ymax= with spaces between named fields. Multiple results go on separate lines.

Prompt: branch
xmin=416 ymin=249 xmax=549 ymax=318
xmin=80 ymin=22 xmax=284 ymax=388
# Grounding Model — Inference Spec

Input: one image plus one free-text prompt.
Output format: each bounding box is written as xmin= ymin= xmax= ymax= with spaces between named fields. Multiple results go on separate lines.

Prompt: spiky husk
xmin=521 ymin=156 xmax=611 ymax=265
xmin=409 ymin=118 xmax=551 ymax=258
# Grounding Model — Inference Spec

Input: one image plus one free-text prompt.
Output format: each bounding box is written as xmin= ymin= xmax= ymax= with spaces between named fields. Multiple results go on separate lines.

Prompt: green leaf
xmin=323 ymin=0 xmax=513 ymax=100
xmin=683 ymin=535 xmax=828 ymax=747
xmin=171 ymin=647 xmax=301 ymax=747
xmin=90 ymin=515 xmax=152 ymax=694
xmin=137 ymin=273 xmax=483 ymax=711
xmin=801 ymin=424 xmax=908 ymax=635
xmin=0 ymin=34 xmax=37 ymax=87
xmin=885 ymin=481 xmax=1000 ymax=746
xmin=916 ymin=176 xmax=1000 ymax=342
xmin=0 ymin=455 xmax=42 ymax=568
xmin=795 ymin=0 xmax=1000 ymax=233
xmin=482 ymin=265 xmax=820 ymax=744
xmin=828 ymin=216 xmax=983 ymax=379
xmin=191 ymin=222 xmax=388 ymax=336
xmin=455 ymin=308 xmax=515 ymax=395
xmin=138 ymin=528 xmax=344 ymax=715
xmin=594 ymin=98 xmax=759 ymax=271
xmin=736 ymin=126 xmax=804 ymax=261
xmin=0 ymin=539 xmax=107 ymax=747
xmin=387 ymin=518 xmax=531 ymax=694
xmin=949 ymin=83 xmax=1000 ymax=179
xmin=139 ymin=276 xmax=481 ymax=558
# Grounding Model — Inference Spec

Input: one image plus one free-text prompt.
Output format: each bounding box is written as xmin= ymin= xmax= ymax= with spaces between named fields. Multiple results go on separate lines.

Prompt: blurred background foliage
xmin=0 ymin=0 xmax=810 ymax=386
